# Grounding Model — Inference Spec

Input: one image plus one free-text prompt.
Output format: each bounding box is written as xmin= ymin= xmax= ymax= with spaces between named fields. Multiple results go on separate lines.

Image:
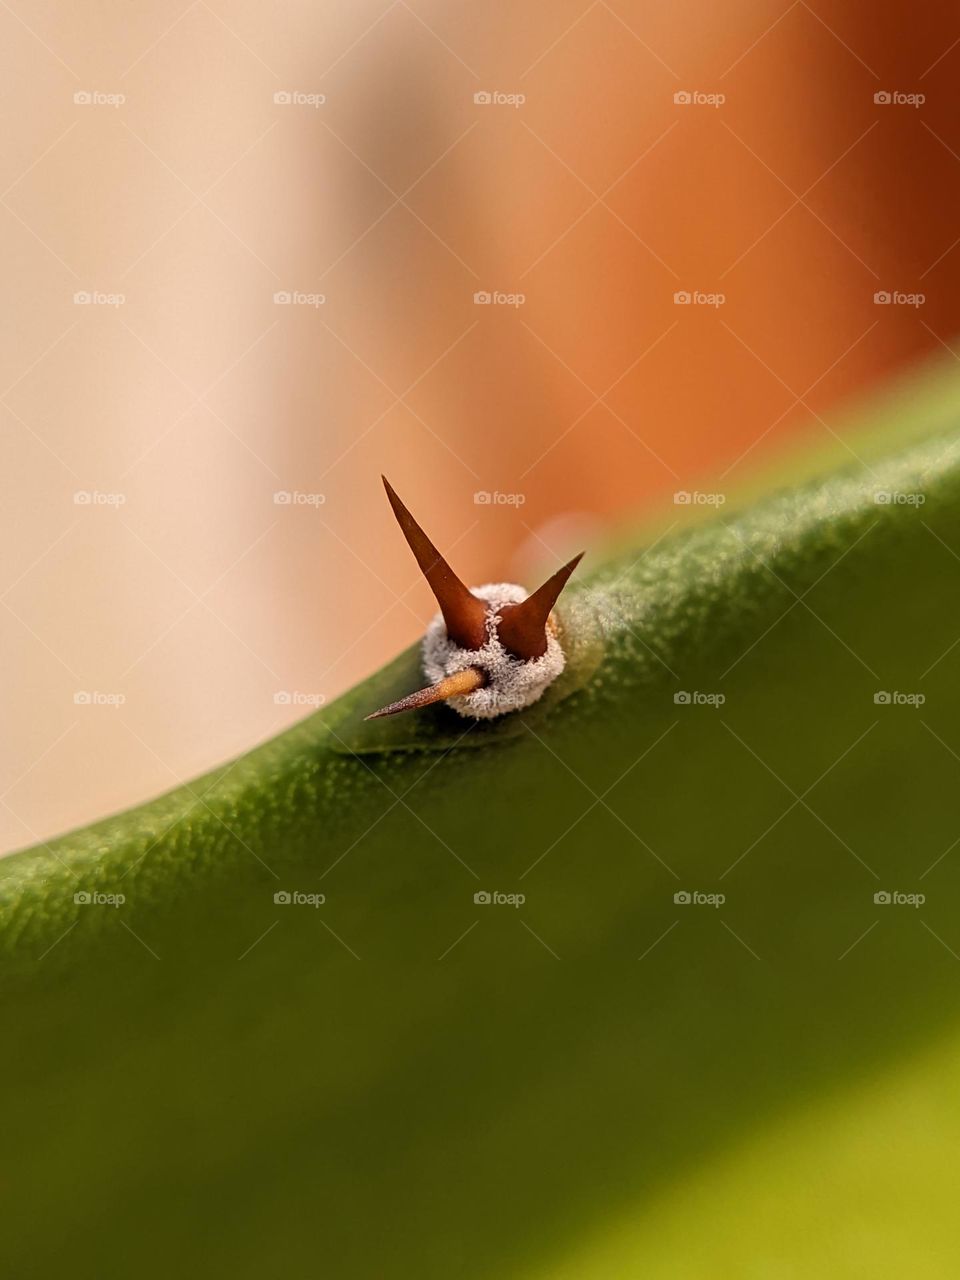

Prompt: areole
xmin=366 ymin=477 xmax=584 ymax=721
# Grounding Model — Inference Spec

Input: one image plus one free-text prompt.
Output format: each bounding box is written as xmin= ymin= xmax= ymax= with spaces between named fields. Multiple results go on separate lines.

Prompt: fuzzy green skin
xmin=3 ymin=395 xmax=960 ymax=1278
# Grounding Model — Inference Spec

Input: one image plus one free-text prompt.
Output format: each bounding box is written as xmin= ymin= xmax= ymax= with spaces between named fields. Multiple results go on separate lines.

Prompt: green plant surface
xmin=527 ymin=1026 xmax=960 ymax=1279
xmin=5 ymin=364 xmax=960 ymax=1278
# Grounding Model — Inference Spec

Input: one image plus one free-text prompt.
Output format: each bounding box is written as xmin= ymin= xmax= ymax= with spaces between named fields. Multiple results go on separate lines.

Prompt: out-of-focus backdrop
xmin=3 ymin=0 xmax=960 ymax=852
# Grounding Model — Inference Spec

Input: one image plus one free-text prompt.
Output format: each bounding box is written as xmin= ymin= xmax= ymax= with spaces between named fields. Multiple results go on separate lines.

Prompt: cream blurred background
xmin=3 ymin=0 xmax=960 ymax=852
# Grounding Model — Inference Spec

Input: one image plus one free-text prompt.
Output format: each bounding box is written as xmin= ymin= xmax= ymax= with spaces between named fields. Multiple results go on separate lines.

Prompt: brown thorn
xmin=365 ymin=667 xmax=486 ymax=720
xmin=496 ymin=552 xmax=584 ymax=660
xmin=381 ymin=476 xmax=488 ymax=650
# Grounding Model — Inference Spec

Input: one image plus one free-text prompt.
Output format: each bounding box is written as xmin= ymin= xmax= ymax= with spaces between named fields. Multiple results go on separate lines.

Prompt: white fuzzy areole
xmin=422 ymin=582 xmax=565 ymax=720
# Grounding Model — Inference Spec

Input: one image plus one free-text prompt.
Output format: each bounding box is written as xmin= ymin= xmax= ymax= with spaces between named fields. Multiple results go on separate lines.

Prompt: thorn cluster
xmin=367 ymin=477 xmax=583 ymax=721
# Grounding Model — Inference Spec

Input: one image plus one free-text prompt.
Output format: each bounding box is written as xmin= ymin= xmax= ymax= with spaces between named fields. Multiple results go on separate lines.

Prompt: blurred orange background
xmin=3 ymin=0 xmax=960 ymax=851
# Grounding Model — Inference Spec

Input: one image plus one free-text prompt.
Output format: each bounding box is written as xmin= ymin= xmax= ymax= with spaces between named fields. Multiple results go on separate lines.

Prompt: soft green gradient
xmin=529 ymin=1030 xmax=960 ymax=1279
xmin=4 ymin=369 xmax=960 ymax=1277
